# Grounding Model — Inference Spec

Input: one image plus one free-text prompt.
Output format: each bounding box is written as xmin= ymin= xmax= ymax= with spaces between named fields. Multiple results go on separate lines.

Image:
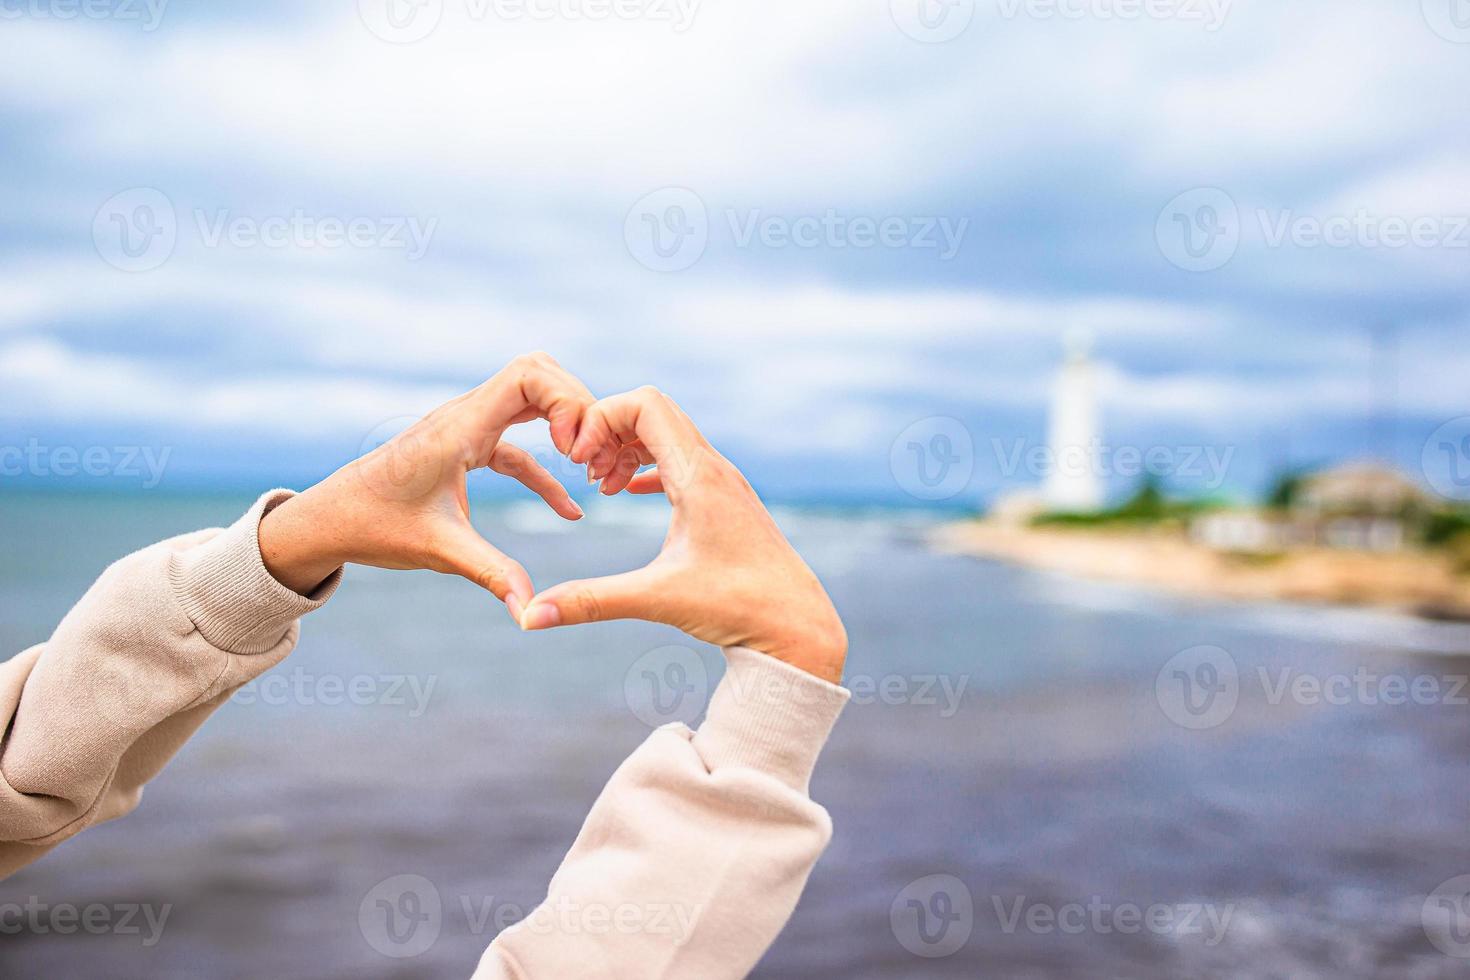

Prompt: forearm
xmin=0 ymin=490 xmax=339 ymax=877
xmin=473 ymin=647 xmax=849 ymax=980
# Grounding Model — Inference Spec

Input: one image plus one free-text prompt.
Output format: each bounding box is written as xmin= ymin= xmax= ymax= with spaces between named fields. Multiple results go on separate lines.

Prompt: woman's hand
xmin=518 ymin=386 xmax=848 ymax=684
xmin=258 ymin=352 xmax=597 ymax=621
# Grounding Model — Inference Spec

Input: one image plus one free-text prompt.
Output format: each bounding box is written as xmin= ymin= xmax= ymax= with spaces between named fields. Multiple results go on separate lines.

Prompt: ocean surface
xmin=2 ymin=491 xmax=1469 ymax=979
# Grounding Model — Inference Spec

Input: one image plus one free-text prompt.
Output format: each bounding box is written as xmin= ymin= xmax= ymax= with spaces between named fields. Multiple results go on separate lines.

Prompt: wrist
xmin=760 ymin=619 xmax=848 ymax=686
xmin=258 ymin=485 xmax=348 ymax=596
xmin=783 ymin=644 xmax=847 ymax=686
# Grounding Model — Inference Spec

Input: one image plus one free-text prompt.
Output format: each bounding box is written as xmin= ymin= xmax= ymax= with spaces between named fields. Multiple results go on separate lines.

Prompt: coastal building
xmin=1292 ymin=462 xmax=1429 ymax=552
xmin=1191 ymin=462 xmax=1430 ymax=554
xmin=1043 ymin=332 xmax=1102 ymax=513
xmin=1293 ymin=463 xmax=1427 ymax=516
xmin=1191 ymin=510 xmax=1299 ymax=554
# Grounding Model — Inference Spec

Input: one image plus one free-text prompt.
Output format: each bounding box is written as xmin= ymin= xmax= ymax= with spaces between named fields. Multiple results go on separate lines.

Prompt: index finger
xmin=570 ymin=386 xmax=710 ymax=497
xmin=475 ymin=351 xmax=598 ymax=455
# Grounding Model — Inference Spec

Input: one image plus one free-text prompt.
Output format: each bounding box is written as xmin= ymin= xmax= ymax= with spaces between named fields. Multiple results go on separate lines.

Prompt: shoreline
xmin=931 ymin=520 xmax=1470 ymax=623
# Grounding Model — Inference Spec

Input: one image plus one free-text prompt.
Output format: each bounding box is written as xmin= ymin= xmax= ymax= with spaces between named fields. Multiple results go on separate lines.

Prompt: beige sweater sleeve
xmin=0 ymin=491 xmax=849 ymax=978
xmin=0 ymin=490 xmax=340 ymax=877
xmin=472 ymin=647 xmax=850 ymax=980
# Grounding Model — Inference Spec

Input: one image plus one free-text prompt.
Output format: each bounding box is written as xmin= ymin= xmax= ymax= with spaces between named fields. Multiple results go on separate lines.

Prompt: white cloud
xmin=0 ymin=337 xmax=460 ymax=438
xmin=0 ymin=0 xmax=1464 ymax=487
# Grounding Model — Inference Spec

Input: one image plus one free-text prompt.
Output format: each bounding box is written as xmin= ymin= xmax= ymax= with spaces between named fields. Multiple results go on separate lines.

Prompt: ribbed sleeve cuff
xmin=693 ymin=647 xmax=850 ymax=794
xmin=169 ymin=489 xmax=343 ymax=655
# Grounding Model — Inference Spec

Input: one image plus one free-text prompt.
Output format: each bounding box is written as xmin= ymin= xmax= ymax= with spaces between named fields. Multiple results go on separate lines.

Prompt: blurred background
xmin=3 ymin=0 xmax=1470 ymax=976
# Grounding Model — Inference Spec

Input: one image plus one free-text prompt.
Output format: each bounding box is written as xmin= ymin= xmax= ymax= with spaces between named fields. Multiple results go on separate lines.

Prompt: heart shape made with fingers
xmin=324 ymin=356 xmax=843 ymax=681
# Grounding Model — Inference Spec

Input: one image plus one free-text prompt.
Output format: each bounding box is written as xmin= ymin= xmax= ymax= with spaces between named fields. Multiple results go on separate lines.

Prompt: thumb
xmin=434 ymin=523 xmax=535 ymax=621
xmin=520 ymin=566 xmax=664 ymax=631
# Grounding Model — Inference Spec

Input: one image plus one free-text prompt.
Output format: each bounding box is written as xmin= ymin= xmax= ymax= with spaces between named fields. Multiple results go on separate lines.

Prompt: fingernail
xmin=569 ymin=499 xmax=584 ymax=518
xmin=586 ymin=468 xmax=596 ymax=484
xmin=506 ymin=593 xmax=525 ymax=623
xmin=600 ymin=479 xmax=616 ymax=496
xmin=520 ymin=602 xmax=561 ymax=631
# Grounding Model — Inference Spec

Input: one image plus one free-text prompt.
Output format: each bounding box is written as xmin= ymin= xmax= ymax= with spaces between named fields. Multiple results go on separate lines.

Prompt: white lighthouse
xmin=1043 ymin=331 xmax=1102 ymax=512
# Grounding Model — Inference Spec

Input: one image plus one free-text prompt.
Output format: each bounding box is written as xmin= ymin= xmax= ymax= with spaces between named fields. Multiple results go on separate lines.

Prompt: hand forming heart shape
xmin=259 ymin=353 xmax=847 ymax=683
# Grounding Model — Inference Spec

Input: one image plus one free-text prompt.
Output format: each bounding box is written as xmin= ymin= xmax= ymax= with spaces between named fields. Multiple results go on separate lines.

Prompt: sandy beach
xmin=933 ymin=520 xmax=1470 ymax=622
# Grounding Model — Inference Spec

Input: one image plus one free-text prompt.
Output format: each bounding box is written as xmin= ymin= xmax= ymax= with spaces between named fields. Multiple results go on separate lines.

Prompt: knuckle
xmin=493 ymin=446 xmax=524 ymax=474
xmin=567 ymin=587 xmax=604 ymax=623
xmin=509 ymin=352 xmax=543 ymax=374
xmin=635 ymin=384 xmax=663 ymax=401
xmin=472 ymin=560 xmax=511 ymax=594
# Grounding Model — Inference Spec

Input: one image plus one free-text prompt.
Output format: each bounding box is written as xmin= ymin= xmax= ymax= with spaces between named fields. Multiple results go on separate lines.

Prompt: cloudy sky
xmin=1 ymin=0 xmax=1467 ymax=506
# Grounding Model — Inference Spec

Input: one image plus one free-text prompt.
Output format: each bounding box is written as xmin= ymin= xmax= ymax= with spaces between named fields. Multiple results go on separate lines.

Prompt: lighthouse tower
xmin=1044 ymin=331 xmax=1102 ymax=512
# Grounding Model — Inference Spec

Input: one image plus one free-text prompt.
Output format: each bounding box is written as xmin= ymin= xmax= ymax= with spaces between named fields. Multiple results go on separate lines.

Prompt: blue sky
xmin=1 ymin=0 xmax=1467 ymax=506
